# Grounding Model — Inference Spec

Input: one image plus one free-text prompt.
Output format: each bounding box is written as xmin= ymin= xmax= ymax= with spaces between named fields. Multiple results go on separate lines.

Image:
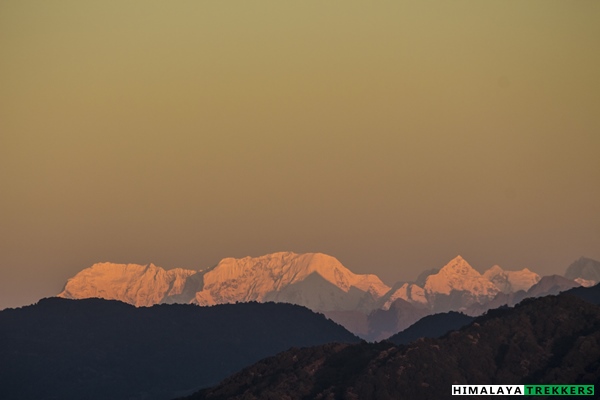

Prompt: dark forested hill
xmin=184 ymin=293 xmax=600 ymax=400
xmin=0 ymin=298 xmax=359 ymax=400
xmin=565 ymin=281 xmax=600 ymax=305
xmin=387 ymin=311 xmax=474 ymax=345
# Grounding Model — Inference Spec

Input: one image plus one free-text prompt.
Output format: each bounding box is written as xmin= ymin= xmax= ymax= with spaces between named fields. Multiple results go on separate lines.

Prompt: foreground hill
xmin=565 ymin=281 xmax=600 ymax=304
xmin=184 ymin=293 xmax=600 ymax=400
xmin=387 ymin=311 xmax=474 ymax=345
xmin=0 ymin=298 xmax=359 ymax=400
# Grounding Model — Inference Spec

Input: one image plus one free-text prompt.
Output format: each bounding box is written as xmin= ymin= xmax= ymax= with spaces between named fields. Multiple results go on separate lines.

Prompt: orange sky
xmin=1 ymin=1 xmax=599 ymax=309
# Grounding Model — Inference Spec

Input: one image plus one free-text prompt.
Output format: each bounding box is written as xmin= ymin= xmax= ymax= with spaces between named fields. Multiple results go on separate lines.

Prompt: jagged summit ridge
xmin=58 ymin=262 xmax=196 ymax=306
xmin=59 ymin=252 xmax=391 ymax=313
xmin=421 ymin=256 xmax=500 ymax=312
xmin=380 ymin=282 xmax=427 ymax=310
xmin=424 ymin=255 xmax=498 ymax=297
xmin=58 ymin=252 xmax=593 ymax=338
xmin=194 ymin=252 xmax=390 ymax=311
xmin=204 ymin=252 xmax=384 ymax=294
xmin=483 ymin=264 xmax=540 ymax=293
xmin=565 ymin=257 xmax=600 ymax=287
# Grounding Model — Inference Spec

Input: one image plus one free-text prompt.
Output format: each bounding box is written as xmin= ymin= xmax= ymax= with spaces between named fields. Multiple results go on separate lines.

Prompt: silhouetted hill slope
xmin=0 ymin=298 xmax=359 ymax=400
xmin=387 ymin=311 xmax=474 ymax=345
xmin=565 ymin=282 xmax=600 ymax=305
xmin=184 ymin=293 xmax=600 ymax=400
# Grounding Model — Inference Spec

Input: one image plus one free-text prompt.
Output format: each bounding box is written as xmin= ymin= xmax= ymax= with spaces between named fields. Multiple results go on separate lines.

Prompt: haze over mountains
xmin=4 ymin=254 xmax=598 ymax=399
xmin=58 ymin=252 xmax=598 ymax=340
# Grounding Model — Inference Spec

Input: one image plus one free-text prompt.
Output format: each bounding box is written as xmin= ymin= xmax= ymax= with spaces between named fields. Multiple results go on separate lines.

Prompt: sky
xmin=1 ymin=1 xmax=599 ymax=309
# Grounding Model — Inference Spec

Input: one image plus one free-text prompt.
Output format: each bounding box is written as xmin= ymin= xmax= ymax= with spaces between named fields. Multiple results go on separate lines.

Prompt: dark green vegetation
xmin=0 ymin=298 xmax=359 ymax=400
xmin=184 ymin=291 xmax=600 ymax=400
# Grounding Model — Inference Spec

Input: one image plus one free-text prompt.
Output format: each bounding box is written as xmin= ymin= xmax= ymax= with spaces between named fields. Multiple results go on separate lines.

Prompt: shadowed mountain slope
xmin=387 ymin=311 xmax=475 ymax=345
xmin=0 ymin=298 xmax=359 ymax=400
xmin=565 ymin=257 xmax=600 ymax=286
xmin=565 ymin=282 xmax=600 ymax=305
xmin=366 ymin=298 xmax=429 ymax=341
xmin=183 ymin=293 xmax=600 ymax=400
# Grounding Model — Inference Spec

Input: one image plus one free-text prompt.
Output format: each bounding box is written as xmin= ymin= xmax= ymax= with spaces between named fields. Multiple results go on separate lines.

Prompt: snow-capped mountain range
xmin=58 ymin=252 xmax=597 ymax=339
xmin=59 ymin=252 xmax=389 ymax=312
xmin=194 ymin=252 xmax=389 ymax=312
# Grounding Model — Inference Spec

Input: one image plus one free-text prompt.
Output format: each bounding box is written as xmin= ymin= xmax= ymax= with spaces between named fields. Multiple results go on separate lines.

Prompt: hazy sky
xmin=1 ymin=1 xmax=599 ymax=309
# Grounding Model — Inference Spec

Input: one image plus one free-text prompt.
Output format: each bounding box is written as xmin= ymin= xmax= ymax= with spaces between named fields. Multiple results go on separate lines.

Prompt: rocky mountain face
xmin=525 ymin=274 xmax=581 ymax=297
xmin=463 ymin=274 xmax=582 ymax=317
xmin=193 ymin=252 xmax=389 ymax=312
xmin=483 ymin=265 xmax=541 ymax=293
xmin=565 ymin=257 xmax=600 ymax=287
xmin=378 ymin=282 xmax=428 ymax=310
xmin=374 ymin=256 xmax=540 ymax=312
xmin=423 ymin=255 xmax=501 ymax=312
xmin=362 ymin=256 xmax=543 ymax=339
xmin=59 ymin=252 xmax=389 ymax=313
xmin=59 ymin=263 xmax=197 ymax=306
xmin=0 ymin=298 xmax=359 ymax=400
xmin=181 ymin=292 xmax=600 ymax=400
xmin=58 ymin=252 xmax=586 ymax=340
xmin=366 ymin=298 xmax=430 ymax=341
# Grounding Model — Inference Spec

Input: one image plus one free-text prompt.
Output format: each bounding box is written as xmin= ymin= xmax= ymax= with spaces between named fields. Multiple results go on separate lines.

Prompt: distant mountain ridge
xmin=387 ymin=281 xmax=600 ymax=348
xmin=565 ymin=257 xmax=600 ymax=287
xmin=483 ymin=265 xmax=540 ymax=293
xmin=58 ymin=252 xmax=594 ymax=340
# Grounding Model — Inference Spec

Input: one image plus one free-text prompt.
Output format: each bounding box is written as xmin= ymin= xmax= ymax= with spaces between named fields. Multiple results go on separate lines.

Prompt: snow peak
xmin=452 ymin=385 xmax=523 ymax=396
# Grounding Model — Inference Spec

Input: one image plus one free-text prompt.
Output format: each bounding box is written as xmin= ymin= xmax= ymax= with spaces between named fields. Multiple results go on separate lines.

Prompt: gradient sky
xmin=1 ymin=1 xmax=599 ymax=309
